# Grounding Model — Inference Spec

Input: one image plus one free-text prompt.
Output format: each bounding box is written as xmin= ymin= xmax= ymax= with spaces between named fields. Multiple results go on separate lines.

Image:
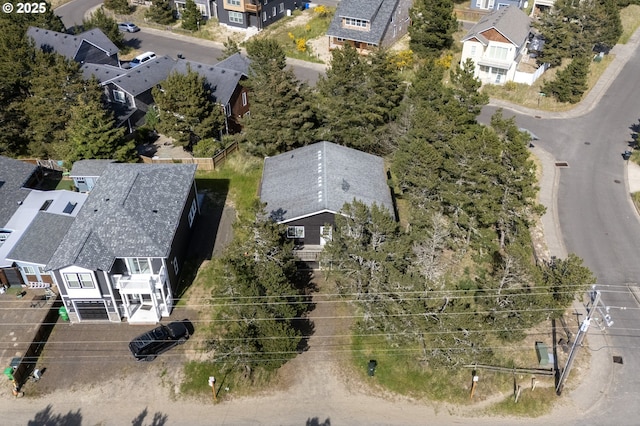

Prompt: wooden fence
xmin=140 ymin=140 xmax=240 ymax=171
xmin=19 ymin=158 xmax=64 ymax=172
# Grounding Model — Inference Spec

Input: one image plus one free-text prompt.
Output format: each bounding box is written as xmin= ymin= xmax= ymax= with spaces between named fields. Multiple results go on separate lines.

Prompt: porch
xmin=113 ymin=268 xmax=171 ymax=323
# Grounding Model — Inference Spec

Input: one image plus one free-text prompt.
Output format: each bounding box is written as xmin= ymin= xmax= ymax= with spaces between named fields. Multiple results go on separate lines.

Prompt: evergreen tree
xmin=146 ymin=0 xmax=175 ymax=25
xmin=316 ymin=45 xmax=404 ymax=153
xmin=64 ymin=90 xmax=135 ymax=163
xmin=242 ymin=39 xmax=318 ymax=156
xmin=542 ymin=55 xmax=590 ymax=103
xmin=104 ymin=0 xmax=131 ymax=15
xmin=180 ymin=0 xmax=201 ymax=31
xmin=83 ymin=7 xmax=124 ymax=48
xmin=540 ymin=254 xmax=596 ymax=317
xmin=152 ymin=67 xmax=225 ymax=148
xmin=213 ymin=204 xmax=306 ymax=374
xmin=22 ymin=50 xmax=85 ymax=158
xmin=409 ymin=0 xmax=457 ymax=58
xmin=218 ymin=37 xmax=241 ymax=60
xmin=450 ymin=58 xmax=489 ymax=127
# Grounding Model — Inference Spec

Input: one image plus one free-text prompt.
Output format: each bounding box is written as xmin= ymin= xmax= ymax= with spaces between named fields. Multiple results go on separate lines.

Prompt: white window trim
xmin=279 ymin=2 xmax=284 ymax=13
xmin=286 ymin=226 xmax=305 ymax=239
xmin=22 ymin=265 xmax=36 ymax=275
xmin=229 ymin=11 xmax=243 ymax=24
xmin=172 ymin=256 xmax=179 ymax=275
xmin=113 ymin=90 xmax=126 ymax=103
xmin=126 ymin=258 xmax=151 ymax=275
xmin=227 ymin=0 xmax=240 ymax=5
xmin=188 ymin=198 xmax=197 ymax=227
xmin=64 ymin=272 xmax=95 ymax=289
xmin=241 ymin=91 xmax=247 ymax=106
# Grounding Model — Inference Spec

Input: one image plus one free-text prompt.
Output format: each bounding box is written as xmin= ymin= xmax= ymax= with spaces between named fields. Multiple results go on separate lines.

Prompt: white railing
xmin=28 ymin=281 xmax=51 ymax=289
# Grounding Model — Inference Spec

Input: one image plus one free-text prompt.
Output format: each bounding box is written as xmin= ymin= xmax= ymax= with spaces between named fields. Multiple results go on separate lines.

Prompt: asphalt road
xmin=480 ymin=46 xmax=640 ymax=425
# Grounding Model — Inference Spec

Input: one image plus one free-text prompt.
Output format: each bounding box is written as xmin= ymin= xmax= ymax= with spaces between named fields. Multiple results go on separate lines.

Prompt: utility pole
xmin=556 ymin=286 xmax=612 ymax=395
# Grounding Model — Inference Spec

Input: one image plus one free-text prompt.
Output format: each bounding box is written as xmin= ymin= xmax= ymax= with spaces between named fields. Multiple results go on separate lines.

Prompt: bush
xmin=104 ymin=0 xmax=131 ymax=15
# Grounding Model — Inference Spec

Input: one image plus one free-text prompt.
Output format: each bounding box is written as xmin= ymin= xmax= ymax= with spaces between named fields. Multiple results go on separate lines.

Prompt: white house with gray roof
xmin=460 ymin=6 xmax=546 ymax=85
xmin=39 ymin=163 xmax=199 ymax=323
xmin=327 ymin=0 xmax=411 ymax=54
xmin=260 ymin=141 xmax=395 ymax=266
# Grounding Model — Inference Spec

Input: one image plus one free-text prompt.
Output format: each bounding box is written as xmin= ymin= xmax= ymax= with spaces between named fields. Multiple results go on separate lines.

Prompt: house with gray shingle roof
xmin=38 ymin=162 xmax=200 ymax=323
xmin=260 ymin=141 xmax=395 ymax=267
xmin=172 ymin=54 xmax=250 ymax=133
xmin=27 ymin=26 xmax=120 ymax=67
xmin=460 ymin=6 xmax=543 ymax=85
xmin=327 ymin=0 xmax=411 ymax=54
xmin=69 ymin=159 xmax=117 ymax=192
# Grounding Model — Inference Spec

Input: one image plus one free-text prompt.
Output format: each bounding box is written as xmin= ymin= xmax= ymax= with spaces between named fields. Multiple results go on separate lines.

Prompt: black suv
xmin=129 ymin=320 xmax=190 ymax=361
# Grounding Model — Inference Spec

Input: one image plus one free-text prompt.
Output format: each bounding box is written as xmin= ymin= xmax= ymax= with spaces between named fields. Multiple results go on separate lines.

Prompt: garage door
xmin=75 ymin=301 xmax=109 ymax=321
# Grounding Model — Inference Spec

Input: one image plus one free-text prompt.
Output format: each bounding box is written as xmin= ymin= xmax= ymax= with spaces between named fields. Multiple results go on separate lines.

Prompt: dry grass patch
xmin=620 ymin=4 xmax=640 ymax=44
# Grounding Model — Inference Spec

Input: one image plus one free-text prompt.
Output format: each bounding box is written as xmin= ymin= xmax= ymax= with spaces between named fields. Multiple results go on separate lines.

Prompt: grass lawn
xmin=250 ymin=8 xmax=334 ymax=63
xmin=619 ymin=5 xmax=640 ymax=44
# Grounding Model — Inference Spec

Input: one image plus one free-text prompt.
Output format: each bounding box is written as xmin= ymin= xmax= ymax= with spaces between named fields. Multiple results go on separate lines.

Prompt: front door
xmin=320 ymin=226 xmax=332 ymax=246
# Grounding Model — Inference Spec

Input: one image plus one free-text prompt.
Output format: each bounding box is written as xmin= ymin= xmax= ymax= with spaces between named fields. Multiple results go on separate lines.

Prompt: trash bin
xmin=58 ymin=306 xmax=69 ymax=322
xmin=4 ymin=367 xmax=14 ymax=381
xmin=623 ymin=150 xmax=632 ymax=160
xmin=367 ymin=360 xmax=377 ymax=376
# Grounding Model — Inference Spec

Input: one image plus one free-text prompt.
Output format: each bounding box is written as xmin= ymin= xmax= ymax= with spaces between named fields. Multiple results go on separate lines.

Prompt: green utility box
xmin=58 ymin=306 xmax=69 ymax=322
xmin=535 ymin=342 xmax=549 ymax=366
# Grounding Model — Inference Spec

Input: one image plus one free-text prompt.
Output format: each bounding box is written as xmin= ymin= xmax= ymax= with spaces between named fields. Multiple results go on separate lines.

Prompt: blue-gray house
xmin=470 ymin=0 xmax=525 ymax=12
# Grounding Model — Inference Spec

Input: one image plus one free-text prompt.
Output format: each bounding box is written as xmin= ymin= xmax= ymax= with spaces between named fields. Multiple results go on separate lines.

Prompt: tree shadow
xmin=293 ymin=270 xmax=317 ymax=353
xmin=176 ymin=179 xmax=229 ymax=299
xmin=306 ymin=417 xmax=331 ymax=426
xmin=630 ymin=119 xmax=640 ymax=148
xmin=28 ymin=404 xmax=82 ymax=426
xmin=131 ymin=407 xmax=169 ymax=426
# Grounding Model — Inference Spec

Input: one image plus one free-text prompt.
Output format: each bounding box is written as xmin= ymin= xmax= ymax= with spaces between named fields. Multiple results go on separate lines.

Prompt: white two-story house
xmin=460 ymin=6 xmax=532 ymax=85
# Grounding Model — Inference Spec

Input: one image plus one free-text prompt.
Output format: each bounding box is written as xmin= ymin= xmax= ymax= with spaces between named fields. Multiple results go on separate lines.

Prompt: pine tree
xmin=450 ymin=58 xmax=489 ymax=127
xmin=542 ymin=55 xmax=590 ymax=103
xmin=180 ymin=0 xmax=201 ymax=31
xmin=64 ymin=89 xmax=134 ymax=163
xmin=83 ymin=7 xmax=124 ymax=48
xmin=242 ymin=38 xmax=318 ymax=156
xmin=146 ymin=0 xmax=175 ymax=25
xmin=104 ymin=0 xmax=131 ymax=15
xmin=409 ymin=0 xmax=457 ymax=58
xmin=152 ymin=67 xmax=225 ymax=148
xmin=22 ymin=50 xmax=85 ymax=158
xmin=316 ymin=45 xmax=404 ymax=153
xmin=218 ymin=37 xmax=241 ymax=60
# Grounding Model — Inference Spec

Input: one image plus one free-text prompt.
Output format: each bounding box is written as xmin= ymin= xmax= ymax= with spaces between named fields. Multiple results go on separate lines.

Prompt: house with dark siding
xmin=259 ymin=141 xmax=395 ymax=267
xmin=27 ymin=26 xmax=120 ymax=67
xmin=4 ymin=161 xmax=200 ymax=324
xmin=327 ymin=0 xmax=412 ymax=54
xmin=216 ymin=0 xmax=298 ymax=30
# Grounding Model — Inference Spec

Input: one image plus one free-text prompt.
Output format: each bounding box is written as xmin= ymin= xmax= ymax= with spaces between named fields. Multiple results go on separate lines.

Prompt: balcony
xmin=245 ymin=0 xmax=261 ymax=12
xmin=114 ymin=266 xmax=166 ymax=295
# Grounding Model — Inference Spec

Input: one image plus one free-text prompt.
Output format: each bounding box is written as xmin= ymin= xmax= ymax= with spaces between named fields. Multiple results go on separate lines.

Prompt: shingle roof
xmin=80 ymin=63 xmax=126 ymax=82
xmin=106 ymin=56 xmax=176 ymax=96
xmin=47 ymin=163 xmax=197 ymax=271
xmin=215 ymin=53 xmax=250 ymax=75
xmin=172 ymin=58 xmax=247 ymax=105
xmin=69 ymin=159 xmax=116 ymax=178
xmin=327 ymin=0 xmax=398 ymax=45
xmin=0 ymin=156 xmax=36 ymax=226
xmin=462 ymin=6 xmax=530 ymax=47
xmin=7 ymin=212 xmax=75 ymax=266
xmin=260 ymin=141 xmax=394 ymax=222
xmin=27 ymin=26 xmax=119 ymax=61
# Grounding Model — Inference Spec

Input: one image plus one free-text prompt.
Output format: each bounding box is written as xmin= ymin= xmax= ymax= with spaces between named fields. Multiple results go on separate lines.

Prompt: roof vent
xmin=342 ymin=179 xmax=350 ymax=192
xmin=152 ymin=209 xmax=158 ymax=213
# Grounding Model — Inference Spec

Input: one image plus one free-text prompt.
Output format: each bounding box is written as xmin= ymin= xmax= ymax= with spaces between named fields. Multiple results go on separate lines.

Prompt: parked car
xmin=130 ymin=51 xmax=156 ymax=68
xmin=129 ymin=320 xmax=190 ymax=361
xmin=118 ymin=22 xmax=140 ymax=33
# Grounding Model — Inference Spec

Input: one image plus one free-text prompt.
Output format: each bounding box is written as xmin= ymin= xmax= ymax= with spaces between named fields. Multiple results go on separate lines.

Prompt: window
xmin=279 ymin=2 xmax=284 ymax=13
xmin=127 ymin=258 xmax=151 ymax=275
xmin=188 ymin=198 xmax=197 ymax=228
xmin=113 ymin=90 xmax=126 ymax=103
xmin=38 ymin=266 xmax=46 ymax=274
xmin=262 ymin=11 xmax=266 ymax=21
xmin=343 ymin=17 xmax=368 ymax=28
xmin=272 ymin=6 xmax=276 ymax=16
xmin=227 ymin=0 xmax=240 ymax=5
xmin=225 ymin=103 xmax=231 ymax=116
xmin=229 ymin=11 xmax=243 ymax=24
xmin=0 ymin=231 xmax=9 ymax=247
xmin=75 ymin=177 xmax=86 ymax=183
xmin=63 ymin=202 xmax=77 ymax=214
xmin=40 ymin=199 xmax=53 ymax=211
xmin=286 ymin=226 xmax=304 ymax=239
xmin=172 ymin=256 xmax=179 ymax=275
xmin=64 ymin=273 xmax=94 ymax=289
xmin=470 ymin=45 xmax=477 ymax=56
xmin=488 ymin=45 xmax=509 ymax=60
xmin=22 ymin=266 xmax=36 ymax=275
xmin=242 ymin=91 xmax=247 ymax=106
